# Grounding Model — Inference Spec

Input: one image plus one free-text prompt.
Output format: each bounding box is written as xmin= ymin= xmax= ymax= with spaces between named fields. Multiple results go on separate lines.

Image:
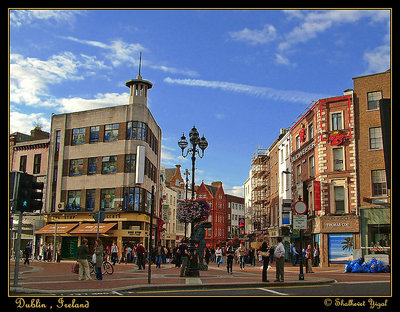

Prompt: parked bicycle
xmin=89 ymin=259 xmax=114 ymax=275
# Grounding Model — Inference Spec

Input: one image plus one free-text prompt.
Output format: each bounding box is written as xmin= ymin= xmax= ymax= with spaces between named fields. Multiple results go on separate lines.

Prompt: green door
xmin=61 ymin=237 xmax=78 ymax=259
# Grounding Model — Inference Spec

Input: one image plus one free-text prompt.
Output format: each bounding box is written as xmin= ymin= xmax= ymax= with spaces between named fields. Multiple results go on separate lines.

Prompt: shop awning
xmin=35 ymin=223 xmax=79 ymax=234
xmin=69 ymin=222 xmax=117 ymax=234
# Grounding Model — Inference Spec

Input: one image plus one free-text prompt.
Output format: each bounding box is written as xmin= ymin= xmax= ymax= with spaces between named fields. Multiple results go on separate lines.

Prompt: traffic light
xmin=15 ymin=173 xmax=44 ymax=212
xmin=15 ymin=173 xmax=32 ymax=212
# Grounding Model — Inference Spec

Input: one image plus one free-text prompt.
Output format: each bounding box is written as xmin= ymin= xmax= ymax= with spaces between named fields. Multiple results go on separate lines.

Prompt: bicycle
xmin=89 ymin=259 xmax=114 ymax=275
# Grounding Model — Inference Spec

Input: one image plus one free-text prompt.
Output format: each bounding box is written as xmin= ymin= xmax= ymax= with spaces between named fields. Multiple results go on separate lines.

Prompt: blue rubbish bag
xmin=361 ymin=262 xmax=370 ymax=273
xmin=344 ymin=260 xmax=353 ymax=273
xmin=351 ymin=262 xmax=363 ymax=273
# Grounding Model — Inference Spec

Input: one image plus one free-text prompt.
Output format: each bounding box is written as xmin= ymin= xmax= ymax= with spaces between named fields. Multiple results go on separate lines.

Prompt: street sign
xmin=293 ymin=214 xmax=307 ymax=230
xmin=293 ymin=200 xmax=308 ymax=215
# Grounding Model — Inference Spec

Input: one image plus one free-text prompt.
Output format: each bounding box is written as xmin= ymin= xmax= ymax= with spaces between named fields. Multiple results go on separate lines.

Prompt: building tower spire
xmin=126 ymin=52 xmax=152 ymax=106
xmin=138 ymin=51 xmax=142 ymax=79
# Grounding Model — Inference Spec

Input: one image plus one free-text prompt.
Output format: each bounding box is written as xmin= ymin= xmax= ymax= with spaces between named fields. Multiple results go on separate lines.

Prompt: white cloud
xmin=279 ymin=10 xmax=390 ymax=52
xmin=61 ymin=36 xmax=199 ymax=76
xmin=363 ymin=45 xmax=390 ymax=74
xmin=10 ymin=111 xmax=51 ymax=134
xmin=50 ymin=92 xmax=130 ymax=113
xmin=10 ymin=52 xmax=109 ymax=107
xmin=164 ymin=77 xmax=328 ymax=104
xmin=229 ymin=24 xmax=277 ymax=45
xmin=10 ymin=9 xmax=84 ymax=27
xmin=275 ymin=53 xmax=296 ymax=67
xmin=224 ymin=185 xmax=244 ymax=197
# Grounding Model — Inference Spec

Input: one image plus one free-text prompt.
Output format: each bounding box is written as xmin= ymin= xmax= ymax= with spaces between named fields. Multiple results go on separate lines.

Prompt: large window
xmin=19 ymin=155 xmax=27 ymax=172
xmin=125 ymin=154 xmax=136 ymax=173
xmin=367 ymin=91 xmax=382 ymax=110
xmin=100 ymin=188 xmax=115 ymax=210
xmin=309 ymin=155 xmax=315 ymax=177
xmin=102 ymin=156 xmax=117 ymax=174
xmin=371 ymin=170 xmax=387 ymax=197
xmin=33 ymin=154 xmax=41 ymax=174
xmin=369 ymin=127 xmax=383 ymax=150
xmin=70 ymin=159 xmax=84 ymax=176
xmin=104 ymin=123 xmax=119 ymax=142
xmin=72 ymin=128 xmax=86 ymax=145
xmin=67 ymin=190 xmax=81 ymax=211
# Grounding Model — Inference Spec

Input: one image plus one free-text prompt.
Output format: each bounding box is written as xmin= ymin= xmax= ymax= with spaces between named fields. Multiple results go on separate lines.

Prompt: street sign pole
xmin=294 ymin=198 xmax=307 ymax=281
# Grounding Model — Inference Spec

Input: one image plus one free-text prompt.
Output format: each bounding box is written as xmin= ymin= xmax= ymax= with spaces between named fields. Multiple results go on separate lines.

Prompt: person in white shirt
xmin=273 ymin=237 xmax=285 ymax=282
xmin=215 ymin=247 xmax=223 ymax=267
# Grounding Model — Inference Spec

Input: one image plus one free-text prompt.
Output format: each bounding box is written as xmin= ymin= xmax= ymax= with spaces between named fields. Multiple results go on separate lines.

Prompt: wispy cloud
xmin=61 ymin=36 xmax=199 ymax=77
xmin=279 ymin=10 xmax=390 ymax=52
xmin=10 ymin=9 xmax=85 ymax=27
xmin=228 ymin=24 xmax=277 ymax=45
xmin=164 ymin=77 xmax=328 ymax=104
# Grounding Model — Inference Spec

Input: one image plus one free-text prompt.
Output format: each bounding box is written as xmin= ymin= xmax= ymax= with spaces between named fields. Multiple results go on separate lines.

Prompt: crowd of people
xmin=19 ymin=236 xmax=322 ymax=283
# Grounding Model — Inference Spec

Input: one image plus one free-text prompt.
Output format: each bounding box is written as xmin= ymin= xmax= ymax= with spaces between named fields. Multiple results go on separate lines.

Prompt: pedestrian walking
xmin=305 ymin=244 xmax=314 ymax=273
xmin=238 ymin=243 xmax=246 ymax=271
xmin=77 ymin=238 xmax=91 ymax=281
xmin=215 ymin=246 xmax=223 ymax=267
xmin=273 ymin=237 xmax=285 ymax=282
xmin=260 ymin=236 xmax=270 ymax=282
xmin=205 ymin=247 xmax=211 ymax=265
xmin=24 ymin=241 xmax=32 ymax=265
xmin=179 ymin=239 xmax=189 ymax=277
xmin=155 ymin=243 xmax=164 ymax=268
xmin=136 ymin=242 xmax=146 ymax=270
xmin=226 ymin=241 xmax=235 ymax=274
xmin=94 ymin=238 xmax=104 ymax=280
xmin=110 ymin=241 xmax=118 ymax=265
xmin=291 ymin=243 xmax=299 ymax=266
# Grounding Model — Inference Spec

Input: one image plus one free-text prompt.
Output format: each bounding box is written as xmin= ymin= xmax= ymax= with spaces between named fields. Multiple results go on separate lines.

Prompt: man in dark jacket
xmin=77 ymin=238 xmax=91 ymax=280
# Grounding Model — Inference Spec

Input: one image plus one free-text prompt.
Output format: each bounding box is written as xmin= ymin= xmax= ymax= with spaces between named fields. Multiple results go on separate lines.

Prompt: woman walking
xmin=94 ymin=239 xmax=104 ymax=280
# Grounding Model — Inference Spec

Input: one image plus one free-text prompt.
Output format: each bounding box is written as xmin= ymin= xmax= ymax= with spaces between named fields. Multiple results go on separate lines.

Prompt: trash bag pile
xmin=344 ymin=257 xmax=390 ymax=273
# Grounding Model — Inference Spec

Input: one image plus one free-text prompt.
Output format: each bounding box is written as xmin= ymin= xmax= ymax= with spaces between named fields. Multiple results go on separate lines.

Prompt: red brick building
xmin=196 ymin=181 xmax=226 ymax=248
xmin=289 ymin=92 xmax=359 ymax=266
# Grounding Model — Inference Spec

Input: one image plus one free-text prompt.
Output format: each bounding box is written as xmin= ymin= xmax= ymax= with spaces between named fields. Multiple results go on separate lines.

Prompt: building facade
xmin=353 ymin=70 xmax=391 ymax=258
xmin=41 ymin=73 xmax=162 ymax=259
xmin=10 ymin=127 xmax=50 ymax=258
xmin=196 ymin=181 xmax=226 ymax=248
xmin=225 ymin=194 xmax=245 ymax=241
xmin=289 ymin=92 xmax=359 ymax=266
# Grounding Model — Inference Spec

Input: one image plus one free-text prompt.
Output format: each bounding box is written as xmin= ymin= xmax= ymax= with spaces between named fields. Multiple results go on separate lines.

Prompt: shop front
xmin=311 ymin=215 xmax=360 ymax=267
xmin=37 ymin=211 xmax=153 ymax=260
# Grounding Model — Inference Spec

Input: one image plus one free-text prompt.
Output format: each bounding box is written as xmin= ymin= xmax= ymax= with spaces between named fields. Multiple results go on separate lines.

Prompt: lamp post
xmin=178 ymin=125 xmax=208 ymax=277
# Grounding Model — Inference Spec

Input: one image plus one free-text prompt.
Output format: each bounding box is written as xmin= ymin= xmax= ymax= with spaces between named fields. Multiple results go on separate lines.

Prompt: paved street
xmin=9 ymin=259 xmax=391 ymax=297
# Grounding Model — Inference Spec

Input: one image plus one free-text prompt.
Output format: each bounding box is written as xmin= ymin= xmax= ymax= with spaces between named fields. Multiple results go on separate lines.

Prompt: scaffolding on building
xmin=251 ymin=146 xmax=270 ymax=233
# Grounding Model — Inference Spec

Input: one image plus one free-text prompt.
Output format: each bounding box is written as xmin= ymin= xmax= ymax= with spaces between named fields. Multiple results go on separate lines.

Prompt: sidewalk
xmin=9 ymin=260 xmax=338 ymax=295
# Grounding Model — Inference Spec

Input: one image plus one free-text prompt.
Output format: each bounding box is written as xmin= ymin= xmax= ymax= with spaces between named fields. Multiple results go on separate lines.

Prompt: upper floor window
xmin=331 ymin=112 xmax=343 ymax=131
xmin=369 ymin=127 xmax=383 ymax=150
xmin=90 ymin=126 xmax=100 ymax=143
xmin=72 ymin=128 xmax=86 ymax=145
xmin=372 ymin=170 xmax=387 ymax=197
xmin=104 ymin=123 xmax=119 ymax=142
xmin=33 ymin=154 xmax=41 ymax=174
xmin=333 ymin=148 xmax=344 ymax=171
xmin=308 ymin=123 xmax=314 ymax=140
xmin=19 ymin=155 xmax=27 ymax=172
xmin=367 ymin=91 xmax=382 ymax=110
xmin=70 ymin=159 xmax=84 ymax=176
xmin=102 ymin=156 xmax=117 ymax=174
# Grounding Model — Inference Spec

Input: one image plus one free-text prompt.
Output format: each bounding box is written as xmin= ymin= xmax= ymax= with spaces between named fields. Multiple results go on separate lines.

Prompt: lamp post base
xmin=184 ymin=244 xmax=200 ymax=277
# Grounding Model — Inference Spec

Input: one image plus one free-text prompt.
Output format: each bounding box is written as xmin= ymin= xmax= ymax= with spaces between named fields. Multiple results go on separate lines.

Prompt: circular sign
xmin=293 ymin=200 xmax=308 ymax=215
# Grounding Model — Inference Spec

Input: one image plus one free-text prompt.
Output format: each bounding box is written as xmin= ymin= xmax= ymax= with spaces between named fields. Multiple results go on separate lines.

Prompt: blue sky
xmin=9 ymin=9 xmax=390 ymax=197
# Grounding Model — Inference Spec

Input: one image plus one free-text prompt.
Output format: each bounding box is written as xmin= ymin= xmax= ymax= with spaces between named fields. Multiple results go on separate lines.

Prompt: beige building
xmin=40 ymin=73 xmax=162 ymax=258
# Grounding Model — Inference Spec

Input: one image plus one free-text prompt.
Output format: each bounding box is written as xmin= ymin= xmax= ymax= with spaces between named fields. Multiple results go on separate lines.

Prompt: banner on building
xmin=314 ymin=181 xmax=321 ymax=211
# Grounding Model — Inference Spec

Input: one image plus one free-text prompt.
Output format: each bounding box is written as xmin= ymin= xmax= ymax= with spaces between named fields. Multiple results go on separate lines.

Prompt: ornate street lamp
xmin=178 ymin=125 xmax=208 ymax=277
